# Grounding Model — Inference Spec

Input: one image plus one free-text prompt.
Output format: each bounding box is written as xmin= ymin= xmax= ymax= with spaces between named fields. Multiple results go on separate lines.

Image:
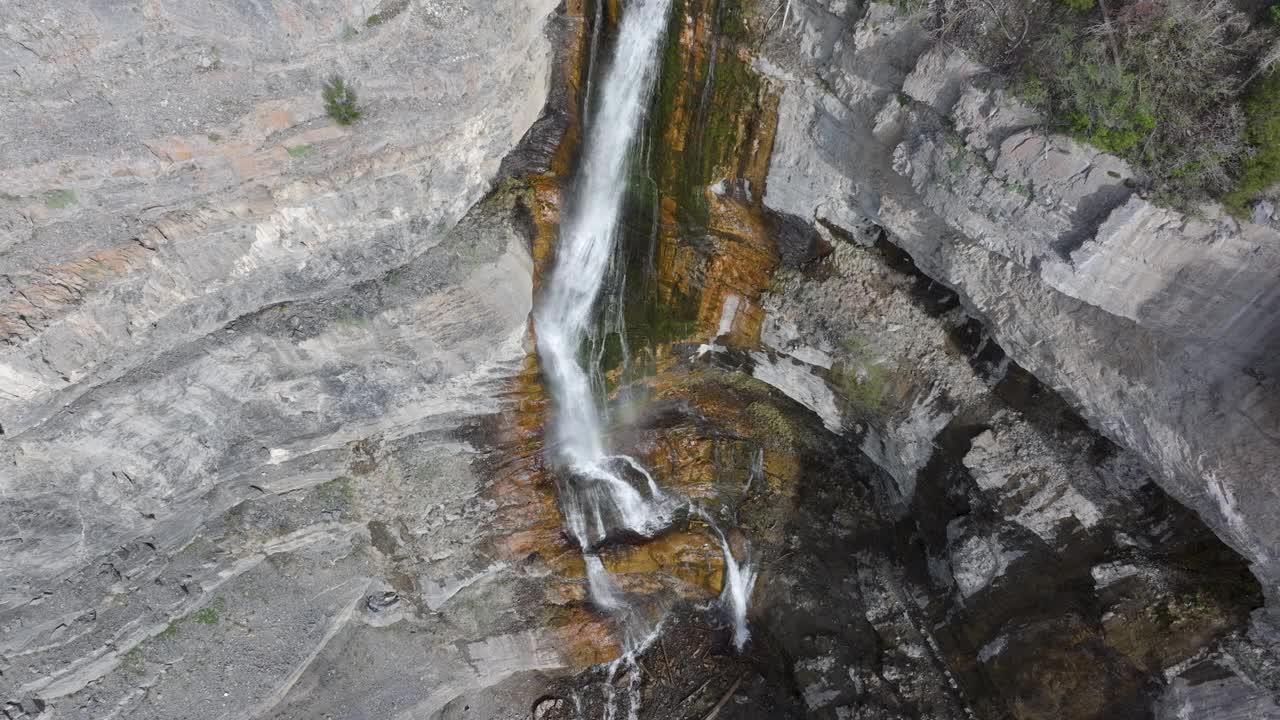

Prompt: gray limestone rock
xmin=0 ymin=0 xmax=560 ymax=716
xmin=759 ymin=4 xmax=1280 ymax=608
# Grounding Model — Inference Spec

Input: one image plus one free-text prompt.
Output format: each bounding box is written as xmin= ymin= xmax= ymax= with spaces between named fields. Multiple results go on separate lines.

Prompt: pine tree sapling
xmin=322 ymin=75 xmax=361 ymax=126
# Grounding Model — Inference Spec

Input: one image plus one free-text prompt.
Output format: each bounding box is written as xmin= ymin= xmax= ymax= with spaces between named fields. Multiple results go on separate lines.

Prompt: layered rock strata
xmin=1 ymin=1 xmax=568 ymax=717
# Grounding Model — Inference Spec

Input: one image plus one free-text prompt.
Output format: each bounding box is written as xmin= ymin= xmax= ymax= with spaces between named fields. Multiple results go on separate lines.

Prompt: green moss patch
xmin=953 ymin=0 xmax=1274 ymax=208
xmin=747 ymin=401 xmax=799 ymax=449
xmin=191 ymin=597 xmax=226 ymax=625
xmin=43 ymin=188 xmax=76 ymax=209
xmin=831 ymin=337 xmax=891 ymax=412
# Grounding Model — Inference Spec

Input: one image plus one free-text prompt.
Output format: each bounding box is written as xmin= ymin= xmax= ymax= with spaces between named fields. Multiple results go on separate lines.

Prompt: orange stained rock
xmin=744 ymin=88 xmax=781 ymax=197
xmin=696 ymin=196 xmax=777 ymax=346
xmin=230 ymin=148 xmax=287 ymax=181
xmin=478 ymin=0 xmax=810 ymax=672
xmin=288 ymin=125 xmax=346 ymax=149
xmin=0 ymin=241 xmax=155 ymax=343
xmin=643 ymin=435 xmax=722 ymax=500
xmin=599 ymin=529 xmax=725 ymax=599
xmin=551 ymin=608 xmax=623 ymax=666
xmin=258 ymin=107 xmax=295 ymax=133
xmin=528 ymin=174 xmax=564 ymax=294
xmin=647 ymin=90 xmax=782 ymax=350
xmin=604 ymin=0 xmax=623 ymax=28
xmin=646 ymin=369 xmax=805 ymax=495
xmin=526 ymin=0 xmax=592 ymax=292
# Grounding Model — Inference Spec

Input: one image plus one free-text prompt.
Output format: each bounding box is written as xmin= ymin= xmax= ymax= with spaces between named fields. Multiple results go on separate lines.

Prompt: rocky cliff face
xmin=2 ymin=1 xmax=563 ymax=717
xmin=3 ymin=0 xmax=1280 ymax=718
xmin=748 ymin=1 xmax=1280 ymax=716
xmin=762 ymin=0 xmax=1280 ymax=594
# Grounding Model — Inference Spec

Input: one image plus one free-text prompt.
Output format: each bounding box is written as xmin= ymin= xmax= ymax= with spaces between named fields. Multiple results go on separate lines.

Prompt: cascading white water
xmin=690 ymin=504 xmax=757 ymax=651
xmin=535 ymin=0 xmax=675 ymax=551
xmin=535 ymin=0 xmax=759 ymax=708
xmin=719 ymin=535 xmax=758 ymax=651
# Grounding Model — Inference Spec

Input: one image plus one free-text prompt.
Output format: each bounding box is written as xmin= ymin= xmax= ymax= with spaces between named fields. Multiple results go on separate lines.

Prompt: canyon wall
xmin=0 ymin=1 xmax=565 ymax=717
xmin=759 ymin=0 xmax=1280 ymax=602
xmin=3 ymin=0 xmax=1279 ymax=718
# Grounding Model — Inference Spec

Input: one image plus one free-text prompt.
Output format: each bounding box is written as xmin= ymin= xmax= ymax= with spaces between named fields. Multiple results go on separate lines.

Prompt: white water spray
xmin=691 ymin=504 xmax=758 ymax=651
xmin=718 ymin=534 xmax=758 ymax=651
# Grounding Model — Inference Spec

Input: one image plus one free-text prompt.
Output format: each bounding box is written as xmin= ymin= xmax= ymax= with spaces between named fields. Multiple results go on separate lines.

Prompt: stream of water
xmin=533 ymin=0 xmax=757 ymax=713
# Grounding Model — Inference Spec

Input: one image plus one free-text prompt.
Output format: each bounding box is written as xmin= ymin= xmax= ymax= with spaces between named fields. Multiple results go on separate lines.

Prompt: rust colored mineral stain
xmin=600 ymin=529 xmax=726 ymax=598
xmin=646 ymin=0 xmax=783 ymax=349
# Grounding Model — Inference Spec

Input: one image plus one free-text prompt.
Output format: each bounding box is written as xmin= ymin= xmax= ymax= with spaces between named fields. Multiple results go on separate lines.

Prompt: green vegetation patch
xmin=1057 ymin=0 xmax=1095 ymax=12
xmin=334 ymin=306 xmax=369 ymax=328
xmin=191 ymin=597 xmax=226 ymax=625
xmin=871 ymin=0 xmax=928 ymax=11
xmin=43 ymin=188 xmax=76 ymax=209
xmin=122 ymin=646 xmax=144 ymax=667
xmin=832 ymin=337 xmax=891 ymax=412
xmin=1142 ymin=590 xmax=1226 ymax=630
xmin=949 ymin=0 xmax=1275 ymax=209
xmin=646 ymin=0 xmax=763 ymax=229
xmin=747 ymin=401 xmax=799 ymax=449
xmin=1027 ymin=8 xmax=1259 ymax=206
xmin=833 ymin=362 xmax=890 ymax=412
xmin=322 ymin=75 xmax=362 ymax=126
xmin=1225 ymin=69 xmax=1280 ymax=212
xmin=315 ymin=476 xmax=355 ymax=507
xmin=286 ymin=143 xmax=312 ymax=157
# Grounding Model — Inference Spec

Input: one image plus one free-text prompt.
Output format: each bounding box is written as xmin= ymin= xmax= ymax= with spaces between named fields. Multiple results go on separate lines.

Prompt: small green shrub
xmin=1225 ymin=69 xmax=1280 ymax=211
xmin=365 ymin=13 xmax=383 ymax=26
xmin=1018 ymin=73 xmax=1049 ymax=108
xmin=945 ymin=0 xmax=1275 ymax=208
xmin=287 ymin=143 xmax=312 ymax=157
xmin=1058 ymin=50 xmax=1156 ymax=154
xmin=315 ymin=476 xmax=355 ymax=507
xmin=122 ymin=646 xmax=144 ymax=667
xmin=833 ymin=361 xmax=890 ymax=411
xmin=322 ymin=75 xmax=362 ymax=126
xmin=1268 ymin=4 xmax=1280 ymax=25
xmin=870 ymin=0 xmax=926 ymax=12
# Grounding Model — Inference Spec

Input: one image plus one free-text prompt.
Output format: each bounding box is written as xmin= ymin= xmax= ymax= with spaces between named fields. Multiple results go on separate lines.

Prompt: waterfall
xmin=534 ymin=0 xmax=757 ymax=705
xmin=536 ymin=0 xmax=675 ymax=556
